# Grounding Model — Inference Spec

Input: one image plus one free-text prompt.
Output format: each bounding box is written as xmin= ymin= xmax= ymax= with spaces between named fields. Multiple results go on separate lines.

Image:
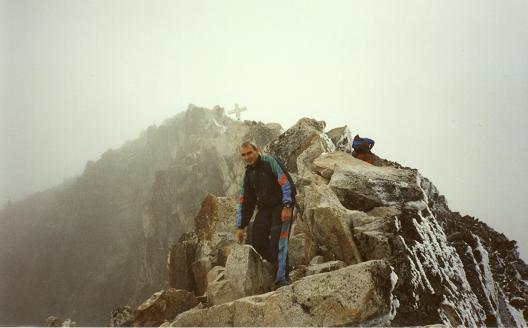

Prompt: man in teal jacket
xmin=235 ymin=141 xmax=295 ymax=288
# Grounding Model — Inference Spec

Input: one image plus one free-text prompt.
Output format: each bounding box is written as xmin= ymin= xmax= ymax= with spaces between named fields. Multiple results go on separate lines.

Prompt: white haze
xmin=1 ymin=0 xmax=527 ymax=259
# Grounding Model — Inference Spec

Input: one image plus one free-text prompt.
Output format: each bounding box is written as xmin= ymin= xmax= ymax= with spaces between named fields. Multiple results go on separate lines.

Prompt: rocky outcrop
xmin=159 ymin=117 xmax=526 ymax=327
xmin=206 ymin=245 xmax=274 ymax=306
xmin=287 ymin=233 xmax=308 ymax=267
xmin=110 ymin=306 xmax=134 ymax=327
xmin=314 ymin=151 xmax=422 ymax=211
xmin=0 ymin=105 xmax=281 ymax=326
xmin=45 ymin=316 xmax=76 ymax=327
xmin=309 ymin=149 xmax=528 ymax=326
xmin=265 ymin=117 xmax=335 ymax=176
xmin=3 ymin=106 xmax=527 ymax=327
xmin=326 ymin=125 xmax=353 ymax=153
xmin=110 ymin=289 xmax=198 ymax=327
xmin=169 ymin=260 xmax=396 ymax=327
xmin=137 ymin=110 xmax=282 ymax=306
xmin=168 ymin=194 xmax=239 ymax=296
xmin=168 ymin=194 xmax=276 ymax=306
xmin=167 ymin=232 xmax=198 ymax=292
xmin=302 ymin=182 xmax=362 ymax=264
xmin=305 ymin=260 xmax=346 ymax=276
xmin=132 ymin=289 xmax=197 ymax=327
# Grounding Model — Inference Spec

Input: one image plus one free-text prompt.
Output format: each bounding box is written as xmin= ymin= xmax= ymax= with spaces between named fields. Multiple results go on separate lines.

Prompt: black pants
xmin=250 ymin=204 xmax=292 ymax=282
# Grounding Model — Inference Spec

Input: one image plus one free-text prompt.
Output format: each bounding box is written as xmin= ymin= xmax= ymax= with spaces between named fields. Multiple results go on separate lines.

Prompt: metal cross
xmin=228 ymin=103 xmax=248 ymax=120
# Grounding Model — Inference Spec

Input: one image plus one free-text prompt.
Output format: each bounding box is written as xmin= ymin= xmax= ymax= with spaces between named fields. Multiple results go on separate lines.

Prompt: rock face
xmin=222 ymin=245 xmax=274 ymax=301
xmin=314 ymin=151 xmax=421 ymax=211
xmin=264 ymin=117 xmax=335 ymax=176
xmin=109 ymin=289 xmax=198 ymax=327
xmin=301 ymin=182 xmax=363 ymax=264
xmin=45 ymin=316 xmax=76 ymax=327
xmin=167 ymin=195 xmax=275 ymax=306
xmin=0 ymin=105 xmax=281 ymax=326
xmin=166 ymin=117 xmax=528 ymax=326
xmin=109 ymin=306 xmax=134 ymax=327
xmin=170 ymin=260 xmax=396 ymax=327
xmin=2 ymin=106 xmax=527 ymax=327
xmin=326 ymin=125 xmax=353 ymax=153
xmin=207 ymin=244 xmax=274 ymax=306
xmin=132 ymin=288 xmax=197 ymax=327
xmin=168 ymin=194 xmax=240 ymax=298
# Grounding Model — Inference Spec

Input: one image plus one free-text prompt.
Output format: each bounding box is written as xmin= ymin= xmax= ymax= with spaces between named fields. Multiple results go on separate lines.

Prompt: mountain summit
xmin=0 ymin=105 xmax=526 ymax=326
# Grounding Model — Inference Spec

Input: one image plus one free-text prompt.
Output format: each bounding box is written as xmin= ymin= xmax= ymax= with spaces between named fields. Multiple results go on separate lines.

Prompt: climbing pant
xmin=250 ymin=203 xmax=292 ymax=283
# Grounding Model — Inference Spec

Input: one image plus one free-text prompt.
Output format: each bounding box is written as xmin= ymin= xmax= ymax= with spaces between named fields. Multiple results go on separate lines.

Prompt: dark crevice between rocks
xmin=291 ymin=290 xmax=313 ymax=317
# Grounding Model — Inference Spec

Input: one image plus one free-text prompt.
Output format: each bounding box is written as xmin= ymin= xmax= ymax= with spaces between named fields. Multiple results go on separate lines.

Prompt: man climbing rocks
xmin=352 ymin=134 xmax=375 ymax=164
xmin=235 ymin=141 xmax=295 ymax=289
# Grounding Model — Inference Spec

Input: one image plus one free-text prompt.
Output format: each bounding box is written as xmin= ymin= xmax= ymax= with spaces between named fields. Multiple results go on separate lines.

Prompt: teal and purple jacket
xmin=236 ymin=154 xmax=294 ymax=229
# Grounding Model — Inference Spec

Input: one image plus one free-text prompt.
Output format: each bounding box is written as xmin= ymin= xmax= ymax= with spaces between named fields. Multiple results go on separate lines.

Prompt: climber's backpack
xmin=352 ymin=138 xmax=372 ymax=153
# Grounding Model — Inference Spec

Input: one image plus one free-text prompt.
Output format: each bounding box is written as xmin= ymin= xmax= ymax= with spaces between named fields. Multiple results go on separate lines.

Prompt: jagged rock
xmin=168 ymin=232 xmax=198 ymax=291
xmin=191 ymin=257 xmax=212 ymax=296
xmin=169 ymin=260 xmax=396 ymax=327
xmin=449 ymin=232 xmax=526 ymax=326
xmin=193 ymin=194 xmax=238 ymax=267
xmin=45 ymin=316 xmax=63 ymax=327
xmin=168 ymin=194 xmax=238 ymax=295
xmin=226 ymin=245 xmax=274 ymax=298
xmin=305 ymin=260 xmax=346 ymax=276
xmin=207 ymin=266 xmax=225 ymax=284
xmin=350 ymin=210 xmax=399 ymax=261
xmin=194 ymin=194 xmax=236 ymax=247
xmin=288 ymin=233 xmax=307 ymax=267
xmin=309 ymin=255 xmax=325 ymax=265
xmin=110 ymin=306 xmax=134 ymax=327
xmin=302 ymin=182 xmax=362 ymax=264
xmin=312 ymin=151 xmax=527 ymax=326
xmin=367 ymin=206 xmax=402 ymax=218
xmin=206 ymin=279 xmax=234 ymax=306
xmin=265 ymin=118 xmax=335 ymax=175
xmin=45 ymin=316 xmax=76 ymax=327
xmin=290 ymin=213 xmax=307 ymax=235
xmin=326 ymin=126 xmax=353 ymax=153
xmin=312 ymin=150 xmax=350 ymax=179
xmin=314 ymin=152 xmax=422 ymax=211
xmin=205 ymin=245 xmax=274 ymax=306
xmin=441 ymin=212 xmax=528 ymax=325
xmin=289 ymin=265 xmax=307 ymax=283
xmin=0 ymin=105 xmax=286 ymax=326
xmin=303 ymin=233 xmax=319 ymax=265
xmin=390 ymin=202 xmax=488 ymax=326
xmin=5 ymin=108 xmax=528 ymax=327
xmin=133 ymin=288 xmax=197 ymax=327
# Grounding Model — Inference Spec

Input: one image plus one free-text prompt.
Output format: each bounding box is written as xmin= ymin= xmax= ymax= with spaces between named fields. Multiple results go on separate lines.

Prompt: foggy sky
xmin=1 ymin=0 xmax=527 ymax=259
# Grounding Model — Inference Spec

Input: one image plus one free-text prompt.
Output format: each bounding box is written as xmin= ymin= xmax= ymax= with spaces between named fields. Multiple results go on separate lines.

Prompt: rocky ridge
xmin=0 ymin=105 xmax=280 ymax=326
xmin=0 ymin=106 xmax=526 ymax=326
xmin=121 ymin=114 xmax=527 ymax=327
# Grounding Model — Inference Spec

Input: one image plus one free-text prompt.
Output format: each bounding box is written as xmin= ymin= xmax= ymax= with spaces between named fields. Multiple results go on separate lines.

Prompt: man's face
xmin=240 ymin=145 xmax=259 ymax=165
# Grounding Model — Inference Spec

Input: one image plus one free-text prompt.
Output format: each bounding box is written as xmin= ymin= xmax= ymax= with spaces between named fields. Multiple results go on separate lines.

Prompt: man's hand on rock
xmin=281 ymin=207 xmax=292 ymax=222
xmin=235 ymin=228 xmax=246 ymax=244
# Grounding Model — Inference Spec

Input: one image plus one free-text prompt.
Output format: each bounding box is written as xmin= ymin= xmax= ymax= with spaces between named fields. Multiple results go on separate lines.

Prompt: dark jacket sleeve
xmin=235 ymin=171 xmax=256 ymax=229
xmin=268 ymin=156 xmax=293 ymax=205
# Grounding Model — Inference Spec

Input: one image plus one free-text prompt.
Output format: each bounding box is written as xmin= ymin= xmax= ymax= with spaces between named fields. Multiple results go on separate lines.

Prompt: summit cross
xmin=228 ymin=103 xmax=248 ymax=120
